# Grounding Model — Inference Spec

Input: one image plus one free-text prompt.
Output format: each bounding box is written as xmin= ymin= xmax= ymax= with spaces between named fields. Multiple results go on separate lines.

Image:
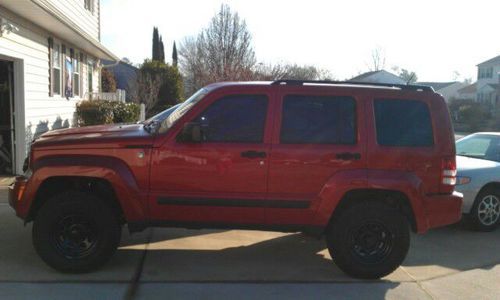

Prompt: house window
xmin=84 ymin=0 xmax=94 ymax=13
xmin=73 ymin=53 xmax=80 ymax=97
xmin=52 ymin=43 xmax=61 ymax=95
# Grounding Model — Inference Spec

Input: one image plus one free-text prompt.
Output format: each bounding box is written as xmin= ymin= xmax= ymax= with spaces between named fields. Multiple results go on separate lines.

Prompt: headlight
xmin=456 ymin=176 xmax=471 ymax=185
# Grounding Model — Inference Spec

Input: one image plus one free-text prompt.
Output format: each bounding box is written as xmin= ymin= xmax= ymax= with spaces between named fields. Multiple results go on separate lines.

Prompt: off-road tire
xmin=32 ymin=191 xmax=121 ymax=273
xmin=326 ymin=202 xmax=410 ymax=279
xmin=468 ymin=188 xmax=500 ymax=232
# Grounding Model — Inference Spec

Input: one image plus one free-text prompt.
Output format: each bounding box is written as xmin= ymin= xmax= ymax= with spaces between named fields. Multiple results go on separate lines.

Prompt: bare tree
xmin=135 ymin=69 xmax=163 ymax=115
xmin=367 ymin=48 xmax=386 ymax=71
xmin=180 ymin=4 xmax=256 ymax=95
xmin=254 ymin=63 xmax=333 ymax=81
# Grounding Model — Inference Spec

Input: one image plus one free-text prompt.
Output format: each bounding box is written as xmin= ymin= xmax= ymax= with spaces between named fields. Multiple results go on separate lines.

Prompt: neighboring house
xmin=416 ymin=81 xmax=466 ymax=103
xmin=102 ymin=60 xmax=138 ymax=102
xmin=476 ymin=55 xmax=500 ymax=107
xmin=457 ymin=83 xmax=477 ymax=101
xmin=0 ymin=0 xmax=118 ymax=175
xmin=349 ymin=70 xmax=406 ymax=85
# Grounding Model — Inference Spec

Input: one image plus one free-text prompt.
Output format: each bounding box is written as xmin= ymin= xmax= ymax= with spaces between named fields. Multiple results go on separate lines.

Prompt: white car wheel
xmin=470 ymin=189 xmax=500 ymax=232
xmin=477 ymin=195 xmax=500 ymax=226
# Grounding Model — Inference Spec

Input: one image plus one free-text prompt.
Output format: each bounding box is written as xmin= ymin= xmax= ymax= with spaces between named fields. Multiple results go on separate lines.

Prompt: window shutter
xmin=48 ymin=38 xmax=54 ymax=97
xmin=80 ymin=53 xmax=84 ymax=97
xmin=70 ymin=48 xmax=74 ymax=98
xmin=61 ymin=44 xmax=66 ymax=98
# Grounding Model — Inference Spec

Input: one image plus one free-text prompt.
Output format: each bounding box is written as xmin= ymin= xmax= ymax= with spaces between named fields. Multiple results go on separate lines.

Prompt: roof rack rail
xmin=271 ymin=80 xmax=435 ymax=92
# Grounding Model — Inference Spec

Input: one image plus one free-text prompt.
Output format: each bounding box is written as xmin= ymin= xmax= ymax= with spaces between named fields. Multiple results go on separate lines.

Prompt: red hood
xmin=33 ymin=124 xmax=154 ymax=149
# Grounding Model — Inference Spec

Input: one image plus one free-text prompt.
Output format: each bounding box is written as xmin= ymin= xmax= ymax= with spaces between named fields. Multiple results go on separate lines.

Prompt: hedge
xmin=76 ymin=100 xmax=140 ymax=126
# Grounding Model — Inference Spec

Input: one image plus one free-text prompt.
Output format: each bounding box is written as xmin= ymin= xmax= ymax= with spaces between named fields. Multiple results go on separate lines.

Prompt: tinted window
xmin=280 ymin=95 xmax=356 ymax=144
xmin=195 ymin=95 xmax=268 ymax=143
xmin=374 ymin=99 xmax=433 ymax=147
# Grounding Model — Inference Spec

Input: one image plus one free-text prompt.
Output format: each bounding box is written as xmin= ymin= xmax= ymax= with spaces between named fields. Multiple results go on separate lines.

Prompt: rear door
xmin=267 ymin=86 xmax=366 ymax=225
xmin=366 ymin=95 xmax=443 ymax=194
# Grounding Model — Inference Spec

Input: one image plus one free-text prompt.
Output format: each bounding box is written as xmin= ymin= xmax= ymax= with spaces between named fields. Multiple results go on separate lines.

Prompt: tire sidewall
xmin=327 ymin=202 xmax=410 ymax=279
xmin=33 ymin=191 xmax=121 ymax=273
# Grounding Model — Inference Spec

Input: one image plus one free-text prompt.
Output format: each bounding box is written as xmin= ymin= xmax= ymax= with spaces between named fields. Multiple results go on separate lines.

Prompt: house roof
xmin=477 ymin=55 xmax=500 ymax=66
xmin=457 ymin=83 xmax=477 ymax=94
xmin=348 ymin=70 xmax=406 ymax=84
xmin=102 ymin=60 xmax=138 ymax=90
xmin=416 ymin=82 xmax=458 ymax=91
xmin=0 ymin=0 xmax=119 ymax=61
xmin=349 ymin=70 xmax=382 ymax=81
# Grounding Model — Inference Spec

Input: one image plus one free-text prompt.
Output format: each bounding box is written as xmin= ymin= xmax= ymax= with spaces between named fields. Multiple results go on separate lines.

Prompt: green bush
xmin=113 ymin=102 xmax=141 ymax=123
xmin=76 ymin=100 xmax=140 ymax=126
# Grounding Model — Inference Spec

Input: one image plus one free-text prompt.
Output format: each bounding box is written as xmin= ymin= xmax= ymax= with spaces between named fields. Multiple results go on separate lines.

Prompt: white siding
xmin=42 ymin=0 xmax=100 ymax=40
xmin=436 ymin=82 xmax=466 ymax=103
xmin=0 ymin=10 xmax=100 ymax=172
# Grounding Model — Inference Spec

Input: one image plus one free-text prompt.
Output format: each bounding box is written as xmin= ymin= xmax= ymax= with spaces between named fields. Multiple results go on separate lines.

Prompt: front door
xmin=0 ymin=60 xmax=14 ymax=175
xmin=149 ymin=91 xmax=273 ymax=225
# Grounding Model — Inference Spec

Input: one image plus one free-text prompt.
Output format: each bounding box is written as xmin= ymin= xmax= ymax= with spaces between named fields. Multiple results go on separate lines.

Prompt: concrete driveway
xmin=0 ymin=193 xmax=499 ymax=299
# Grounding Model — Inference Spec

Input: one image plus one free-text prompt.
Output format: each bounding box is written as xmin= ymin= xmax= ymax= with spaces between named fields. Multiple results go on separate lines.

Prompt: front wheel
xmin=469 ymin=188 xmax=500 ymax=232
xmin=326 ymin=202 xmax=410 ymax=279
xmin=32 ymin=191 xmax=121 ymax=273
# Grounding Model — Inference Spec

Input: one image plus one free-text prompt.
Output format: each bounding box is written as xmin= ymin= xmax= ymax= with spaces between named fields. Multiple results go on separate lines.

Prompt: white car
xmin=455 ymin=133 xmax=500 ymax=231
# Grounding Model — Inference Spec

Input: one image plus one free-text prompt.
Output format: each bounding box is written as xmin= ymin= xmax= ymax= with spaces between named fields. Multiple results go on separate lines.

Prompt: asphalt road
xmin=0 ymin=195 xmax=499 ymax=300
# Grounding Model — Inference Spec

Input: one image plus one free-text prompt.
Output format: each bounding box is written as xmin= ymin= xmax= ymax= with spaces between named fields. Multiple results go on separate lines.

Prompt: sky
xmin=101 ymin=0 xmax=500 ymax=82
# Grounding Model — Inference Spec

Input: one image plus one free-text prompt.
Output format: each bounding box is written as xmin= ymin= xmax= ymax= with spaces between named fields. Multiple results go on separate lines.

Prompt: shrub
xmin=112 ymin=102 xmax=141 ymax=123
xmin=76 ymin=100 xmax=140 ymax=126
xmin=136 ymin=60 xmax=184 ymax=118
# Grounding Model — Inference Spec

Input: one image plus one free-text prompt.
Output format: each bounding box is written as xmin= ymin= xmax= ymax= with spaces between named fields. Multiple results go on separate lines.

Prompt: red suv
xmin=9 ymin=80 xmax=462 ymax=279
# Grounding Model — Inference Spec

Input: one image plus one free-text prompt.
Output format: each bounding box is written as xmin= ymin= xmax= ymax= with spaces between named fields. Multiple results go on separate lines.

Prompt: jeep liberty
xmin=9 ymin=80 xmax=463 ymax=279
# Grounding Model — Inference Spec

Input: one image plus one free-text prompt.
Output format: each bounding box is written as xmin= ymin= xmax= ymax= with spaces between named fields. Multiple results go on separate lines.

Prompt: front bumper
xmin=422 ymin=191 xmax=463 ymax=231
xmin=454 ymin=186 xmax=479 ymax=214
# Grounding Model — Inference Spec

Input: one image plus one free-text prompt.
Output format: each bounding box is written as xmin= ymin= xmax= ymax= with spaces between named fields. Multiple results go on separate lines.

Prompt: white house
xmin=476 ymin=55 xmax=500 ymax=107
xmin=457 ymin=83 xmax=477 ymax=101
xmin=416 ymin=82 xmax=466 ymax=103
xmin=0 ymin=0 xmax=118 ymax=175
xmin=349 ymin=70 xmax=406 ymax=85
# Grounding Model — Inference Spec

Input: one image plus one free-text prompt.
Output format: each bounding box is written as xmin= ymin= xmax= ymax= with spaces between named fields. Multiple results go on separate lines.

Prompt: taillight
xmin=441 ymin=156 xmax=457 ymax=191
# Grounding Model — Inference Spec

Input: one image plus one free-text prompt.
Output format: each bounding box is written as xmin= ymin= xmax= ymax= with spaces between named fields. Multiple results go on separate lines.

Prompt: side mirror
xmin=178 ymin=122 xmax=202 ymax=143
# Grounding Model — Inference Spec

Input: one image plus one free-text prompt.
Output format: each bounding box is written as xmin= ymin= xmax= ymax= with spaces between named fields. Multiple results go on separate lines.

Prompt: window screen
xmin=374 ymin=99 xmax=433 ymax=147
xmin=195 ymin=95 xmax=268 ymax=143
xmin=280 ymin=95 xmax=356 ymax=144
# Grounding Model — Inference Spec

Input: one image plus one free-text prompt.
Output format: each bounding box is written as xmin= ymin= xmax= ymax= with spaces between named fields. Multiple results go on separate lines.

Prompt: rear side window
xmin=195 ymin=95 xmax=268 ymax=143
xmin=280 ymin=95 xmax=356 ymax=144
xmin=374 ymin=99 xmax=433 ymax=147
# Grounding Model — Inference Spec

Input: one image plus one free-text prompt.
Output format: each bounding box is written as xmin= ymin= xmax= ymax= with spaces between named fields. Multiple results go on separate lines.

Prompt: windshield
xmin=157 ymin=88 xmax=208 ymax=134
xmin=143 ymin=104 xmax=180 ymax=124
xmin=456 ymin=134 xmax=500 ymax=162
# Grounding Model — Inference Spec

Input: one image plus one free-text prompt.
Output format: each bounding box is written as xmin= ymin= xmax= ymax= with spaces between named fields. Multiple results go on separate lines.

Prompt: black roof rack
xmin=271 ymin=80 xmax=435 ymax=92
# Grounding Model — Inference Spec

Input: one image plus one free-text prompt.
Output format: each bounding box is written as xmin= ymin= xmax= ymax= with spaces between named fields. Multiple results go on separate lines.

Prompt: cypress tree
xmin=152 ymin=27 xmax=159 ymax=60
xmin=172 ymin=41 xmax=178 ymax=67
xmin=159 ymin=35 xmax=165 ymax=63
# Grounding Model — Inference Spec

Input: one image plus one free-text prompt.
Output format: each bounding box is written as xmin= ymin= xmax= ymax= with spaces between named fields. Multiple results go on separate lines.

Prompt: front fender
xmin=312 ymin=169 xmax=427 ymax=232
xmin=18 ymin=155 xmax=147 ymax=222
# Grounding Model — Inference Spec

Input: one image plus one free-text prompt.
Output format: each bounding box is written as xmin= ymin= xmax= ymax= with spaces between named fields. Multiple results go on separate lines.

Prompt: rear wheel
xmin=469 ymin=188 xmax=500 ymax=232
xmin=33 ymin=191 xmax=121 ymax=273
xmin=326 ymin=202 xmax=410 ymax=279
